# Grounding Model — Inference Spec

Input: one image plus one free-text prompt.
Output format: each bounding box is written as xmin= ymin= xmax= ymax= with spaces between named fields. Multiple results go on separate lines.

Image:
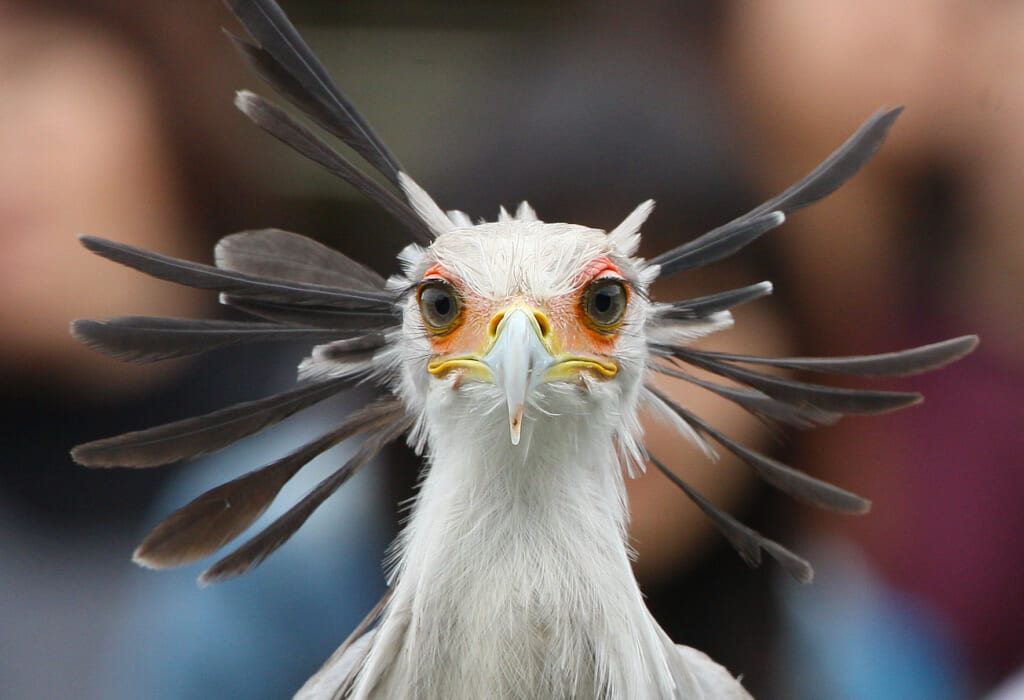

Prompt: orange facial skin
xmin=419 ymin=257 xmax=628 ymax=381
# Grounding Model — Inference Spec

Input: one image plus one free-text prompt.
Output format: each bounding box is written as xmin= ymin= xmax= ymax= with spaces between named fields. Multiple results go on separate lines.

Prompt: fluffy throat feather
xmin=377 ymin=409 xmax=674 ymax=699
xmin=402 ymin=402 xmax=633 ymax=551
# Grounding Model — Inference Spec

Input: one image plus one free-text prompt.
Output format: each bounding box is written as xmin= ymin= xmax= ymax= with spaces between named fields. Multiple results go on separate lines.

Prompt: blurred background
xmin=0 ymin=0 xmax=1020 ymax=698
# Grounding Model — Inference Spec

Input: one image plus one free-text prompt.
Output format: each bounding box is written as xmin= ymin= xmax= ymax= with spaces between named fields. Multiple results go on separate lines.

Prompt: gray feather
xmin=683 ymin=335 xmax=980 ymax=377
xmin=647 ymin=451 xmax=814 ymax=583
xmin=651 ymin=362 xmax=840 ymax=429
xmin=656 ymin=282 xmax=773 ymax=322
xmin=71 ymin=376 xmax=352 ymax=468
xmin=651 ymin=107 xmax=903 ymax=278
xmin=199 ymin=410 xmax=412 ymax=584
xmin=79 ymin=236 xmax=397 ymax=311
xmin=133 ymin=398 xmax=400 ymax=569
xmin=70 ymin=316 xmax=349 ymax=363
xmin=215 ymin=229 xmax=386 ymax=290
xmin=223 ymin=0 xmax=404 ymax=184
xmin=671 ymin=347 xmax=922 ymax=414
xmin=648 ymin=386 xmax=869 ymax=514
xmin=233 ymin=92 xmax=433 ymax=243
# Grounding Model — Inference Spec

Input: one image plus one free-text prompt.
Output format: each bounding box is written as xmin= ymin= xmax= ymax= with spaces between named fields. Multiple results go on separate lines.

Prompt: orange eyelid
xmin=422 ymin=263 xmax=454 ymax=283
xmin=574 ymin=256 xmax=624 ymax=287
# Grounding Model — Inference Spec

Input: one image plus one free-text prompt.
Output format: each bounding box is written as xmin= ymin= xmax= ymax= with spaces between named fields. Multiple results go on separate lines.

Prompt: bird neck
xmin=404 ymin=408 xmax=631 ymax=567
xmin=370 ymin=408 xmax=677 ymax=698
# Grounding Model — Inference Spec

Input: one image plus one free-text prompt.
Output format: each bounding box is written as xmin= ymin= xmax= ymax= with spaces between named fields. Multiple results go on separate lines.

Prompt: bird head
xmin=394 ymin=213 xmax=653 ymax=447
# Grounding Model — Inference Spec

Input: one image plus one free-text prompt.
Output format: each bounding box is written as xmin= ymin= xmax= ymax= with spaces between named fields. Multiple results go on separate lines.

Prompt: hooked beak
xmin=426 ymin=304 xmax=618 ymax=445
xmin=481 ymin=308 xmax=555 ymax=445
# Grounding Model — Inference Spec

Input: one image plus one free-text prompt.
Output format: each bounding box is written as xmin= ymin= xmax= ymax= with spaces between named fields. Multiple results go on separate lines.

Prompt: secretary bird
xmin=70 ymin=0 xmax=977 ymax=697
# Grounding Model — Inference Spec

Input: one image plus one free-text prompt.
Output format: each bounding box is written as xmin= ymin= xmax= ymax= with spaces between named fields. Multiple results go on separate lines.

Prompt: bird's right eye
xmin=417 ymin=280 xmax=462 ymax=334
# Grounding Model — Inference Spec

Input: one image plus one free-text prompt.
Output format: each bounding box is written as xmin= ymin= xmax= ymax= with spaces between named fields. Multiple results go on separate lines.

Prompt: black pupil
xmin=590 ymin=281 xmax=624 ymax=323
xmin=433 ymin=294 xmax=451 ymax=316
xmin=421 ymin=284 xmax=457 ymax=329
xmin=594 ymin=290 xmax=614 ymax=313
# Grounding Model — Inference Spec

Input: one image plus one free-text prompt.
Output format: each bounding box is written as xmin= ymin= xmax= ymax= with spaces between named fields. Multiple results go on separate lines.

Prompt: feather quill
xmin=651 ymin=107 xmax=903 ymax=277
xmin=233 ymin=92 xmax=434 ymax=243
xmin=199 ymin=410 xmax=412 ymax=584
xmin=223 ymin=0 xmax=404 ymax=184
xmin=648 ymin=387 xmax=869 ymax=513
xmin=647 ymin=452 xmax=814 ymax=583
xmin=215 ymin=229 xmax=386 ymax=290
xmin=133 ymin=398 xmax=403 ymax=569
xmin=71 ymin=376 xmax=353 ymax=468
xmin=70 ymin=316 xmax=350 ymax=363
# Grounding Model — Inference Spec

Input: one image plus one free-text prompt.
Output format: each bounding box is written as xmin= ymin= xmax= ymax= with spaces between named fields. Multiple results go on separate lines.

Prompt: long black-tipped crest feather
xmin=223 ymin=0 xmax=404 ymax=184
xmin=222 ymin=299 xmax=401 ymax=330
xmin=651 ymin=211 xmax=785 ymax=278
xmin=79 ymin=236 xmax=397 ymax=310
xmin=670 ymin=347 xmax=922 ymax=414
xmin=234 ymin=92 xmax=433 ymax=243
xmin=651 ymin=107 xmax=903 ymax=278
xmin=681 ymin=335 xmax=980 ymax=377
xmin=646 ymin=452 xmax=813 ymax=583
xmin=744 ymin=107 xmax=903 ymax=218
xmin=216 ymin=229 xmax=386 ymax=290
xmin=71 ymin=376 xmax=352 ymax=468
xmin=651 ymin=362 xmax=841 ymax=429
xmin=71 ymin=316 xmax=352 ymax=363
xmin=656 ymin=282 xmax=773 ymax=321
xmin=648 ymin=386 xmax=869 ymax=514
xmin=200 ymin=411 xmax=413 ymax=584
xmin=133 ymin=398 xmax=403 ymax=569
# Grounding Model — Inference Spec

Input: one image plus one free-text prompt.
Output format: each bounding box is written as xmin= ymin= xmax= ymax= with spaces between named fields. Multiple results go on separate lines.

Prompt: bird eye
xmin=417 ymin=280 xmax=461 ymax=334
xmin=582 ymin=278 xmax=628 ymax=332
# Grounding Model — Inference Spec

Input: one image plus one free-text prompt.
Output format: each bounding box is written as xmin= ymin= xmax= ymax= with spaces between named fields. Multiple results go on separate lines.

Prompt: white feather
xmin=446 ymin=209 xmax=474 ymax=227
xmin=607 ymin=199 xmax=655 ymax=257
xmin=399 ymin=172 xmax=455 ymax=237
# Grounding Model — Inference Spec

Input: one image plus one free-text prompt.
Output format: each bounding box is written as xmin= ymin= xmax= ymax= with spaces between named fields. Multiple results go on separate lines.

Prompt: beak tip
xmin=509 ymin=405 xmax=524 ymax=445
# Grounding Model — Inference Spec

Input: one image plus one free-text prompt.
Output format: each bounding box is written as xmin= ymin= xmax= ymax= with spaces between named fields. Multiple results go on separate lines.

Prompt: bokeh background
xmin=1 ymin=1 xmax=1020 ymax=698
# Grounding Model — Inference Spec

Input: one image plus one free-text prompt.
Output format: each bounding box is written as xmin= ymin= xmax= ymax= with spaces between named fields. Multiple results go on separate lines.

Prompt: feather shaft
xmin=71 ymin=316 xmax=351 ymax=363
xmin=223 ymin=0 xmax=404 ymax=183
xmin=233 ymin=92 xmax=433 ymax=243
xmin=199 ymin=411 xmax=413 ymax=584
xmin=647 ymin=451 xmax=813 ymax=583
xmin=133 ymin=398 xmax=403 ymax=568
xmin=71 ymin=376 xmax=353 ymax=468
xmin=670 ymin=347 xmax=922 ymax=414
xmin=79 ymin=236 xmax=396 ymax=310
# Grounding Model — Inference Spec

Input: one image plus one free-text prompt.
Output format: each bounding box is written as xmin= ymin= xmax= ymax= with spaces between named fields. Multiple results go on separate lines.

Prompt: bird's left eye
xmin=582 ymin=278 xmax=628 ymax=332
xmin=417 ymin=280 xmax=462 ymax=334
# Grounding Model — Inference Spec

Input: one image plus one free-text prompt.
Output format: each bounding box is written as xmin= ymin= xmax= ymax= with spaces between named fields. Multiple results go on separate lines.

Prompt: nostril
xmin=533 ymin=311 xmax=551 ymax=339
xmin=488 ymin=311 xmax=505 ymax=338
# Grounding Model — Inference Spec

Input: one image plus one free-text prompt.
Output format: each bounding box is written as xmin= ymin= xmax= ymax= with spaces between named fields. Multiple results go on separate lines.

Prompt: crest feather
xmin=607 ymin=200 xmax=654 ymax=256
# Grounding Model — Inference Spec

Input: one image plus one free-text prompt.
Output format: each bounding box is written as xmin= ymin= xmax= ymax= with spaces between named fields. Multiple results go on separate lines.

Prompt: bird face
xmin=397 ymin=219 xmax=651 ymax=445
